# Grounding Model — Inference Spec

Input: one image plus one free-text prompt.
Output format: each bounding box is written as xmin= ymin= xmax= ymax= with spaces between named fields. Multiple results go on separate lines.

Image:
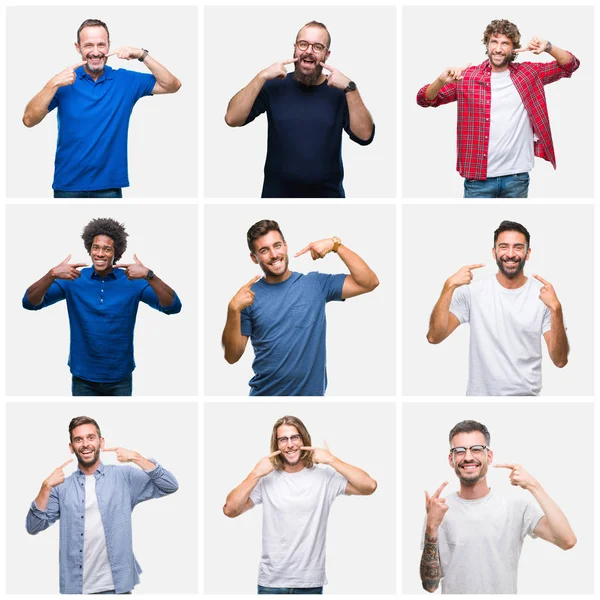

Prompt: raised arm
xmin=426 ymin=264 xmax=483 ymax=344
xmin=22 ymin=61 xmax=87 ymax=127
xmin=221 ymin=275 xmax=260 ymax=364
xmin=225 ymin=58 xmax=298 ymax=127
xmin=294 ymin=238 xmax=379 ymax=299
xmin=420 ymin=481 xmax=449 ymax=593
xmin=515 ymin=37 xmax=574 ymax=66
xmin=223 ymin=451 xmax=281 ymax=518
xmin=417 ymin=63 xmax=471 ymax=107
xmin=495 ymin=464 xmax=576 ymax=550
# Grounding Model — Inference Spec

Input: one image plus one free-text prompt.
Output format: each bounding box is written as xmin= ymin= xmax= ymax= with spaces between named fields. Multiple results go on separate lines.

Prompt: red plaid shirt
xmin=417 ymin=55 xmax=580 ymax=180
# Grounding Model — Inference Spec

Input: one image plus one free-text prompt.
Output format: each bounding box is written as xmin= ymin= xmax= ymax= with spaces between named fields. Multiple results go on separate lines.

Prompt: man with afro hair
xmin=23 ymin=217 xmax=182 ymax=395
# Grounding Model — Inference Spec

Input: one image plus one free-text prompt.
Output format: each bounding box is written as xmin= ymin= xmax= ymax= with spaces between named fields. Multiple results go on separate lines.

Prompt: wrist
xmin=549 ymin=303 xmax=563 ymax=316
xmin=443 ymin=279 xmax=457 ymax=293
xmin=425 ymin=524 xmax=439 ymax=538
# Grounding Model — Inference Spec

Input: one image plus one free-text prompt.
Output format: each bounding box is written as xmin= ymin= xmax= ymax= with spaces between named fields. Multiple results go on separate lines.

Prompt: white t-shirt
xmin=487 ymin=69 xmax=535 ymax=178
xmin=449 ymin=275 xmax=552 ymax=396
xmin=82 ymin=475 xmax=115 ymax=594
xmin=249 ymin=466 xmax=348 ymax=587
xmin=436 ymin=488 xmax=544 ymax=594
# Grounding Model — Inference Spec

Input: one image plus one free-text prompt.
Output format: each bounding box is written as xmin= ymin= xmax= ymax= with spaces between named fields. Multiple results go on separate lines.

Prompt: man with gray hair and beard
xmin=420 ymin=420 xmax=576 ymax=594
xmin=223 ymin=415 xmax=377 ymax=594
xmin=224 ymin=20 xmax=374 ymax=198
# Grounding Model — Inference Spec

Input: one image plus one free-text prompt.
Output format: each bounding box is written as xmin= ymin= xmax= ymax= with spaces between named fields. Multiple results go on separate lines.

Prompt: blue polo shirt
xmin=22 ymin=267 xmax=181 ymax=382
xmin=48 ymin=66 xmax=156 ymax=191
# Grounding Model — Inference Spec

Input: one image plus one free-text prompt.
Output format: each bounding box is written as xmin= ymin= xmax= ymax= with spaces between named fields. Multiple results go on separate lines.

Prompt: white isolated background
xmin=402 ymin=5 xmax=593 ymax=198
xmin=402 ymin=204 xmax=594 ymax=396
xmin=402 ymin=402 xmax=594 ymax=594
xmin=6 ymin=6 xmax=198 ymax=198
xmin=204 ymin=203 xmax=396 ymax=396
xmin=6 ymin=401 xmax=198 ymax=594
xmin=204 ymin=401 xmax=396 ymax=594
xmin=204 ymin=5 xmax=396 ymax=198
xmin=6 ymin=204 xmax=198 ymax=396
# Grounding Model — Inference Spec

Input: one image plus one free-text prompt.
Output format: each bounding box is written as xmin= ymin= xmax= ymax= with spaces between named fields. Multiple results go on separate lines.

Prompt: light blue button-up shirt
xmin=26 ymin=461 xmax=178 ymax=594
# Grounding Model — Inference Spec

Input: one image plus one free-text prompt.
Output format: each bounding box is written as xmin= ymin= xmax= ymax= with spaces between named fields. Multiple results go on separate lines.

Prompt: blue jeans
xmin=54 ymin=188 xmax=123 ymax=198
xmin=72 ymin=375 xmax=132 ymax=396
xmin=257 ymin=586 xmax=323 ymax=594
xmin=463 ymin=172 xmax=529 ymax=198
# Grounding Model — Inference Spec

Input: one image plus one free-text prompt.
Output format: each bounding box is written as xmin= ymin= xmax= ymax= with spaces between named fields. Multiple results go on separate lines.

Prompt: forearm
xmin=26 ymin=271 xmax=57 ymax=306
xmin=142 ymin=460 xmax=179 ymax=494
xmin=427 ymin=283 xmax=455 ymax=344
xmin=337 ymin=244 xmax=379 ymax=291
xmin=223 ymin=472 xmax=261 ymax=517
xmin=529 ymin=483 xmax=576 ymax=549
xmin=33 ymin=482 xmax=52 ymax=512
xmin=329 ymin=456 xmax=377 ymax=495
xmin=222 ymin=307 xmax=247 ymax=364
xmin=420 ymin=529 xmax=441 ymax=592
xmin=547 ymin=307 xmax=569 ymax=367
xmin=346 ymin=90 xmax=374 ymax=141
xmin=547 ymin=44 xmax=573 ymax=66
xmin=132 ymin=453 xmax=157 ymax=472
xmin=225 ymin=73 xmax=266 ymax=127
xmin=143 ymin=54 xmax=181 ymax=93
xmin=23 ymin=81 xmax=57 ymax=127
xmin=425 ymin=77 xmax=445 ymax=101
xmin=147 ymin=275 xmax=176 ymax=307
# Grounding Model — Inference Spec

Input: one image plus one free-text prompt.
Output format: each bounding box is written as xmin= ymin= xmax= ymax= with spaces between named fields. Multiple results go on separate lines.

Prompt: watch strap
xmin=139 ymin=49 xmax=149 ymax=62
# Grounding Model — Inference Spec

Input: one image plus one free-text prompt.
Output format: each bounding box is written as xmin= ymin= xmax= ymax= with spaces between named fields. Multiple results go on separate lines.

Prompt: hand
xmin=320 ymin=62 xmax=351 ymax=90
xmin=300 ymin=441 xmax=335 ymax=465
xmin=228 ymin=275 xmax=261 ymax=312
xmin=107 ymin=47 xmax=144 ymax=61
xmin=252 ymin=451 xmax=281 ymax=478
xmin=495 ymin=463 xmax=539 ymax=490
xmin=43 ymin=459 xmax=74 ymax=489
xmin=114 ymin=254 xmax=149 ymax=280
xmin=515 ymin=37 xmax=549 ymax=56
xmin=260 ymin=58 xmax=298 ymax=81
xmin=51 ymin=61 xmax=87 ymax=88
xmin=532 ymin=274 xmax=561 ymax=311
xmin=50 ymin=254 xmax=88 ymax=280
xmin=294 ymin=239 xmax=335 ymax=260
xmin=103 ymin=446 xmax=139 ymax=463
xmin=446 ymin=263 xmax=485 ymax=288
xmin=425 ymin=481 xmax=449 ymax=529
xmin=437 ymin=62 xmax=472 ymax=85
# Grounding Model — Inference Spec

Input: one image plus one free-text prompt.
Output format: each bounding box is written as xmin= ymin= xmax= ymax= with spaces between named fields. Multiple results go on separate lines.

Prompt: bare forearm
xmin=547 ymin=44 xmax=573 ymax=66
xmin=222 ymin=307 xmax=247 ymax=363
xmin=529 ymin=483 xmax=576 ymax=549
xmin=143 ymin=54 xmax=181 ymax=93
xmin=425 ymin=77 xmax=445 ymax=101
xmin=346 ymin=90 xmax=374 ymax=141
xmin=26 ymin=271 xmax=57 ymax=306
xmin=132 ymin=453 xmax=156 ymax=471
xmin=225 ymin=73 xmax=266 ymax=127
xmin=427 ymin=283 xmax=455 ymax=344
xmin=147 ymin=274 xmax=175 ymax=307
xmin=34 ymin=482 xmax=52 ymax=512
xmin=420 ymin=530 xmax=441 ymax=592
xmin=547 ymin=307 xmax=569 ymax=367
xmin=23 ymin=81 xmax=57 ymax=127
xmin=223 ymin=472 xmax=260 ymax=517
xmin=329 ymin=457 xmax=377 ymax=495
xmin=337 ymin=244 xmax=379 ymax=291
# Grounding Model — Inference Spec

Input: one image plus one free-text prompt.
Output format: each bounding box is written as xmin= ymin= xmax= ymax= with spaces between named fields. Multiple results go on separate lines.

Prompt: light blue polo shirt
xmin=48 ymin=65 xmax=156 ymax=191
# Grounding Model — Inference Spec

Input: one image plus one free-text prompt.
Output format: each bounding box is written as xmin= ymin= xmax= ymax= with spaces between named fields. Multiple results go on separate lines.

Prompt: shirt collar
xmin=76 ymin=461 xmax=105 ymax=478
xmin=482 ymin=59 xmax=518 ymax=73
xmin=90 ymin=268 xmax=118 ymax=280
xmin=77 ymin=64 xmax=114 ymax=82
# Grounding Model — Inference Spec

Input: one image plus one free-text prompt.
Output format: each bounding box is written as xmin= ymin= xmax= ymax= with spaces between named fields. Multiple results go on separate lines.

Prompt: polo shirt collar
xmin=77 ymin=64 xmax=115 ymax=82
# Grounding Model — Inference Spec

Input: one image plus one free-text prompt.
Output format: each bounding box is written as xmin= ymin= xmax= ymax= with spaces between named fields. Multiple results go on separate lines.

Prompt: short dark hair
xmin=449 ymin=420 xmax=491 ymax=447
xmin=493 ymin=220 xmax=530 ymax=248
xmin=482 ymin=19 xmax=521 ymax=61
xmin=69 ymin=416 xmax=102 ymax=441
xmin=77 ymin=19 xmax=110 ymax=45
xmin=81 ymin=217 xmax=128 ymax=262
xmin=247 ymin=219 xmax=285 ymax=253
xmin=297 ymin=20 xmax=331 ymax=49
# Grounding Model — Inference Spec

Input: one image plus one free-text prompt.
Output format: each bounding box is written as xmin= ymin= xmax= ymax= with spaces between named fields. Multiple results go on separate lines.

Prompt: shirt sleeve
xmin=417 ymin=81 xmax=458 ymax=107
xmin=25 ymin=488 xmax=60 ymax=534
xmin=127 ymin=460 xmax=179 ymax=508
xmin=315 ymin=272 xmax=346 ymax=303
xmin=522 ymin=495 xmax=545 ymax=539
xmin=140 ymin=284 xmax=182 ymax=314
xmin=249 ymin=476 xmax=263 ymax=506
xmin=48 ymin=87 xmax=62 ymax=112
xmin=528 ymin=53 xmax=580 ymax=86
xmin=327 ymin=468 xmax=349 ymax=499
xmin=343 ymin=99 xmax=375 ymax=146
xmin=240 ymin=305 xmax=252 ymax=337
xmin=22 ymin=280 xmax=66 ymax=310
xmin=448 ymin=286 xmax=470 ymax=324
xmin=129 ymin=70 xmax=157 ymax=100
xmin=243 ymin=86 xmax=269 ymax=125
xmin=542 ymin=305 xmax=552 ymax=334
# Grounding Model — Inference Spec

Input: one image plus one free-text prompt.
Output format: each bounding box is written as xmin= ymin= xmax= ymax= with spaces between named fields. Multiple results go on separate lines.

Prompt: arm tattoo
xmin=420 ymin=532 xmax=441 ymax=592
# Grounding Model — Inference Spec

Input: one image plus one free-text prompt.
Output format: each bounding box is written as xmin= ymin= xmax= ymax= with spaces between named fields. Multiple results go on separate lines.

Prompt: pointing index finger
xmin=494 ymin=463 xmax=516 ymax=469
xmin=269 ymin=450 xmax=282 ymax=457
xmin=294 ymin=245 xmax=310 ymax=257
xmin=283 ymin=57 xmax=299 ymax=65
xmin=532 ymin=274 xmax=549 ymax=285
xmin=103 ymin=447 xmax=117 ymax=452
xmin=319 ymin=61 xmax=334 ymax=71
xmin=468 ymin=263 xmax=486 ymax=270
xmin=299 ymin=446 xmax=314 ymax=451
xmin=59 ymin=458 xmax=74 ymax=469
xmin=244 ymin=274 xmax=261 ymax=287
xmin=432 ymin=481 xmax=448 ymax=499
xmin=71 ymin=60 xmax=87 ymax=69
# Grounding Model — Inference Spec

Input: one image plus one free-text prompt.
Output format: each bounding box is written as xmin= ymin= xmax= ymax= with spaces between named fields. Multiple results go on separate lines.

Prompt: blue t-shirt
xmin=240 ymin=271 xmax=346 ymax=396
xmin=244 ymin=73 xmax=375 ymax=198
xmin=22 ymin=267 xmax=181 ymax=382
xmin=48 ymin=66 xmax=156 ymax=191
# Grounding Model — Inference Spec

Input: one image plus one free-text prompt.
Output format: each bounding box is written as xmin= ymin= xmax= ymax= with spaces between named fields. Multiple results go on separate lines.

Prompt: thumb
xmin=323 ymin=440 xmax=330 ymax=450
xmin=63 ymin=253 xmax=72 ymax=263
xmin=133 ymin=253 xmax=142 ymax=264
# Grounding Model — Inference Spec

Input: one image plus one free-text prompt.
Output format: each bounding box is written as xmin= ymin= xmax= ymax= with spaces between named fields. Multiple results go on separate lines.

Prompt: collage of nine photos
xmin=2 ymin=2 xmax=596 ymax=597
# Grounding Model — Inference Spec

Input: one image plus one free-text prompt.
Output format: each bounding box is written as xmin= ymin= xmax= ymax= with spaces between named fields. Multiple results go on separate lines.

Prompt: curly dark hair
xmin=81 ymin=218 xmax=128 ymax=262
xmin=482 ymin=19 xmax=521 ymax=62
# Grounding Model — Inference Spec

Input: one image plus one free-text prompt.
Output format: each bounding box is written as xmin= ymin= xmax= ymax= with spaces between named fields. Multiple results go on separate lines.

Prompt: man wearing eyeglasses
xmin=223 ymin=415 xmax=377 ymax=594
xmin=426 ymin=220 xmax=569 ymax=395
xmin=225 ymin=20 xmax=374 ymax=198
xmin=420 ymin=420 xmax=576 ymax=594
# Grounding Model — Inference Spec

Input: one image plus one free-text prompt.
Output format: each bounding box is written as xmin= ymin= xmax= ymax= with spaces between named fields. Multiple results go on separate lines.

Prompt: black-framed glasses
xmin=277 ymin=434 xmax=302 ymax=446
xmin=295 ymin=40 xmax=327 ymax=53
xmin=450 ymin=445 xmax=488 ymax=456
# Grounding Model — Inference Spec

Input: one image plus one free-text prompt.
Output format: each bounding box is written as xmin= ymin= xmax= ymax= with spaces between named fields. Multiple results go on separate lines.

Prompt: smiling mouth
xmin=460 ymin=462 xmax=480 ymax=471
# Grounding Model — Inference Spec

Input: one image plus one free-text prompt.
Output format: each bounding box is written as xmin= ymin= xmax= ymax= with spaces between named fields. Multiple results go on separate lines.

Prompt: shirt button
xmin=100 ymin=299 xmax=103 ymax=302
xmin=486 ymin=118 xmax=489 ymax=121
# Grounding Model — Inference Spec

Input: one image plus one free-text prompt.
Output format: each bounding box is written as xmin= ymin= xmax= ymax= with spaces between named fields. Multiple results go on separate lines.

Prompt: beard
xmin=73 ymin=445 xmax=101 ymax=467
xmin=260 ymin=254 xmax=289 ymax=278
xmin=454 ymin=459 xmax=488 ymax=486
xmin=496 ymin=255 xmax=526 ymax=279
xmin=487 ymin=50 xmax=515 ymax=67
xmin=84 ymin=52 xmax=107 ymax=74
xmin=293 ymin=54 xmax=323 ymax=86
xmin=281 ymin=447 xmax=303 ymax=467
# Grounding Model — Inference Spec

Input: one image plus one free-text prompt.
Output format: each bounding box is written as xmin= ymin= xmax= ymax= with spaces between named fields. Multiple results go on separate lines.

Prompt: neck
xmin=94 ymin=266 xmax=114 ymax=277
xmin=84 ymin=65 xmax=104 ymax=81
xmin=458 ymin=479 xmax=490 ymax=500
xmin=79 ymin=460 xmax=100 ymax=476
xmin=496 ymin=271 xmax=527 ymax=289
xmin=264 ymin=269 xmax=292 ymax=285
xmin=283 ymin=462 xmax=305 ymax=474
